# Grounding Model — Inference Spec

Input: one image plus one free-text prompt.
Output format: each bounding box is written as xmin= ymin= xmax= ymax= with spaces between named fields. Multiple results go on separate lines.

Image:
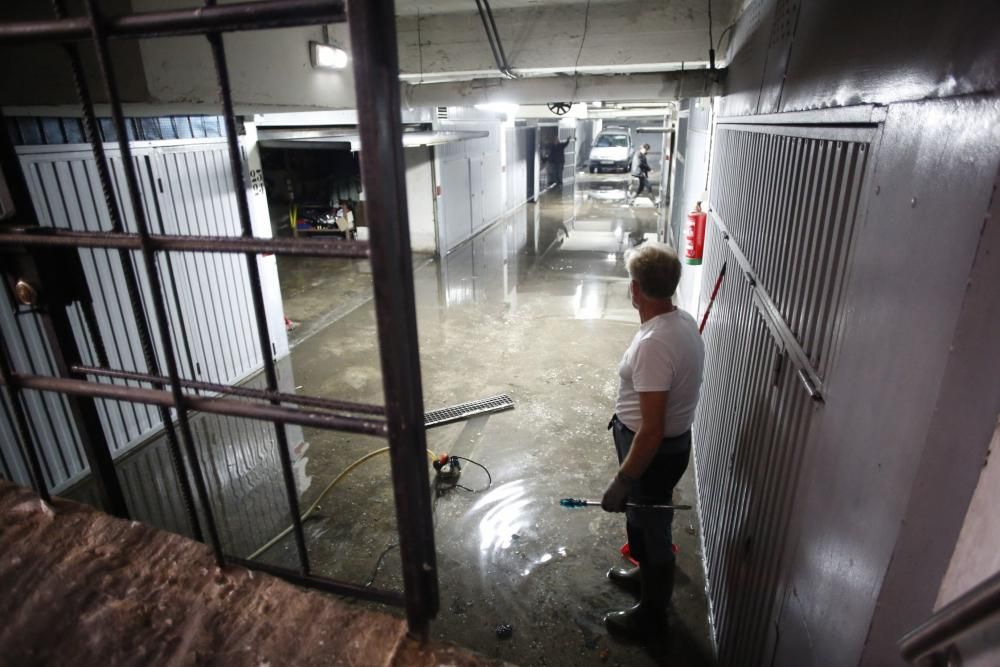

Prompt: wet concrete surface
xmin=263 ymin=173 xmax=715 ymax=666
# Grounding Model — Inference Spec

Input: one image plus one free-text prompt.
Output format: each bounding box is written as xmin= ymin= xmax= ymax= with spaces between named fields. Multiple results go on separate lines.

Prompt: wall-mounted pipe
xmin=403 ymin=69 xmax=719 ymax=108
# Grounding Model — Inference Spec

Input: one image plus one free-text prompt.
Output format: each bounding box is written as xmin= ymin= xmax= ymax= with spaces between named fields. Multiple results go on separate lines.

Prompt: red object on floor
xmin=620 ymin=542 xmax=679 ymax=566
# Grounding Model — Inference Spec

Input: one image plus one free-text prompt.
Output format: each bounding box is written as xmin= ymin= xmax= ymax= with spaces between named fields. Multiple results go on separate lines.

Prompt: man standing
xmin=628 ymin=143 xmax=652 ymax=205
xmin=601 ymin=244 xmax=705 ymax=639
xmin=543 ymin=136 xmax=572 ymax=187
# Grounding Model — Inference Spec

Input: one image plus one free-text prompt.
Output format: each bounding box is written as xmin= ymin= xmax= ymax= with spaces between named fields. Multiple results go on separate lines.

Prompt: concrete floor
xmin=262 ymin=172 xmax=715 ymax=666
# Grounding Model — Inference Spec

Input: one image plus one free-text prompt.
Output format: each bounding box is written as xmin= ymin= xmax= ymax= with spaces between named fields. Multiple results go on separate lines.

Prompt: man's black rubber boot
xmin=604 ymin=562 xmax=673 ymax=639
xmin=607 ymin=565 xmax=642 ymax=597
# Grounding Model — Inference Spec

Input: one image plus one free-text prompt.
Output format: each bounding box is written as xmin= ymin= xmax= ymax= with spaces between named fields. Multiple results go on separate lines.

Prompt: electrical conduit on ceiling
xmin=474 ymin=0 xmax=515 ymax=79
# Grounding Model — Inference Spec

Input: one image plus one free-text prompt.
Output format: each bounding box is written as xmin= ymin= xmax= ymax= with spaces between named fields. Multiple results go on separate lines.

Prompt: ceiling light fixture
xmin=475 ymin=102 xmax=520 ymax=115
xmin=310 ymin=41 xmax=348 ymax=70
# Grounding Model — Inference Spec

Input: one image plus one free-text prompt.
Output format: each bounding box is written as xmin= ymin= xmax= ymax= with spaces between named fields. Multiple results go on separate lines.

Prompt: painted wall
xmin=243 ymin=122 xmax=291 ymax=360
xmin=672 ymin=99 xmax=710 ymax=317
xmin=136 ymin=19 xmax=356 ymax=111
xmin=0 ymin=0 xmax=148 ymax=107
xmin=936 ymin=419 xmax=1000 ymax=609
xmin=718 ymin=0 xmax=1000 ymax=118
xmin=694 ymin=0 xmax=1000 ymax=665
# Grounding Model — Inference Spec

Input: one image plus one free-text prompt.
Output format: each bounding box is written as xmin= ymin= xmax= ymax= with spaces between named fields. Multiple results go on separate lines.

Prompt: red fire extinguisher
xmin=684 ymin=202 xmax=707 ymax=265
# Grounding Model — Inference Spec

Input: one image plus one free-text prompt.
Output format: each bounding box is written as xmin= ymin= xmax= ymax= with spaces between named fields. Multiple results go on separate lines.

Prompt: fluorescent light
xmin=310 ymin=41 xmax=348 ymax=70
xmin=475 ymin=102 xmax=520 ymax=115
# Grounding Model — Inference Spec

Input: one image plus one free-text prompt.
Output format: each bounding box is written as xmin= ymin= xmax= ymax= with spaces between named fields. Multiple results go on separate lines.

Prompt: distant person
xmin=335 ymin=199 xmax=355 ymax=236
xmin=628 ymin=143 xmax=652 ymax=205
xmin=601 ymin=244 xmax=705 ymax=640
xmin=544 ymin=136 xmax=572 ymax=187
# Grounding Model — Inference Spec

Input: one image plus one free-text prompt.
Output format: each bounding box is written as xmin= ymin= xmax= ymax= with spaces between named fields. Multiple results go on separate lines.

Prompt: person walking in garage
xmin=627 ymin=143 xmax=652 ymax=206
xmin=601 ymin=243 xmax=705 ymax=640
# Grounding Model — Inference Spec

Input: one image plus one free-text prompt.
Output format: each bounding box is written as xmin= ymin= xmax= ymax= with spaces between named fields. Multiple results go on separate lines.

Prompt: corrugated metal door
xmin=0 ymin=139 xmax=290 ymax=555
xmin=0 ymin=283 xmax=87 ymax=490
xmin=695 ymin=121 xmax=875 ymax=665
xmin=151 ymin=140 xmax=262 ymax=385
xmin=12 ymin=144 xmax=169 ymax=487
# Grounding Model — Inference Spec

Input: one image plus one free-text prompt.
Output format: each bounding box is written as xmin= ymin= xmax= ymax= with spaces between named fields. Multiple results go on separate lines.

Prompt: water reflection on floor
xmin=268 ymin=175 xmax=714 ymax=666
xmin=76 ymin=173 xmax=712 ymax=666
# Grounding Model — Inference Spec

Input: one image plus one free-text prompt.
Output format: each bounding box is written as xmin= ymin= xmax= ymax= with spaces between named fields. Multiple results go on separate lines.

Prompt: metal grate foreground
xmin=0 ymin=0 xmax=437 ymax=637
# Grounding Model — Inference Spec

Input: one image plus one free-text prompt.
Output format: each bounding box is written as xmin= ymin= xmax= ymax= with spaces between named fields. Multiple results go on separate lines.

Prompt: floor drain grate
xmin=424 ymin=394 xmax=515 ymax=428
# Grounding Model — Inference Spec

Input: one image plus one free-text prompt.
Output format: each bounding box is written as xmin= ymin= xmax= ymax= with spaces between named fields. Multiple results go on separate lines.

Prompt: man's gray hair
xmin=626 ymin=243 xmax=681 ymax=300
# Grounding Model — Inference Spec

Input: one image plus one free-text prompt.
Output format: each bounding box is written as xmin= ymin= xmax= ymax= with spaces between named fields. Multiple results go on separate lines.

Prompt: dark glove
xmin=601 ymin=471 xmax=635 ymax=512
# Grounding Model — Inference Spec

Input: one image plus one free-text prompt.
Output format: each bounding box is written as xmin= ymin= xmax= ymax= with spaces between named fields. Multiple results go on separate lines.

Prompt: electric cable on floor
xmin=449 ymin=456 xmax=493 ymax=493
xmin=365 ymin=455 xmax=493 ymax=588
xmin=364 ymin=543 xmax=399 ymax=587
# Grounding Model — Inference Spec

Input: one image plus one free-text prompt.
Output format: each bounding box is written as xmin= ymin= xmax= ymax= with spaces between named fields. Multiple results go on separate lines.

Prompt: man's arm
xmin=602 ymin=390 xmax=668 ymax=511
xmin=621 ymin=390 xmax=667 ymax=479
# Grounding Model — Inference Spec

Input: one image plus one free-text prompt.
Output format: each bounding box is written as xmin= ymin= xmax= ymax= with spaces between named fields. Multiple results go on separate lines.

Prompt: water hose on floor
xmin=247 ymin=447 xmax=437 ymax=560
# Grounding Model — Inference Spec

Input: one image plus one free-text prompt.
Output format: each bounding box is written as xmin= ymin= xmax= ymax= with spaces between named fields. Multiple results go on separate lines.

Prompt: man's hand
xmin=601 ymin=471 xmax=635 ymax=512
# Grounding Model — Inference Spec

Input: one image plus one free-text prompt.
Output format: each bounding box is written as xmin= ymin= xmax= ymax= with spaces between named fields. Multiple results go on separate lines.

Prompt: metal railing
xmin=0 ymin=0 xmax=438 ymax=636
xmin=899 ymin=570 xmax=1000 ymax=664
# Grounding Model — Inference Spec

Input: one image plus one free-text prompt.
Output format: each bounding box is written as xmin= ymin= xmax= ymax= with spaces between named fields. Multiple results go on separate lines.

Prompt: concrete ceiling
xmin=396 ymin=0 xmax=742 ymax=81
xmin=395 ymin=0 xmax=587 ymax=15
xmin=0 ymin=0 xmax=740 ymax=112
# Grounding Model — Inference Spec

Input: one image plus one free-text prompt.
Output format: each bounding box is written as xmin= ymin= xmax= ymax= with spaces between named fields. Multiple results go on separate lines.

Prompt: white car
xmin=588 ymin=129 xmax=633 ymax=173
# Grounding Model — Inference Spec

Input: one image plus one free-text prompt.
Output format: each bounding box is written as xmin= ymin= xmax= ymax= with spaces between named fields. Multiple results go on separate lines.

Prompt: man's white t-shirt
xmin=615 ymin=308 xmax=705 ymax=437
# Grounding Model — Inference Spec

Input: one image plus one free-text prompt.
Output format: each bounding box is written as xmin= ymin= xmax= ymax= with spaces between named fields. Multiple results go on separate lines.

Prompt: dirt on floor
xmin=0 ymin=480 xmax=508 ymax=667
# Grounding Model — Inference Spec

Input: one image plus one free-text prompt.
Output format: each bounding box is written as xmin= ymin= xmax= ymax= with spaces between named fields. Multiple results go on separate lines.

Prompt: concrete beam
xmin=403 ymin=70 xmax=719 ymax=107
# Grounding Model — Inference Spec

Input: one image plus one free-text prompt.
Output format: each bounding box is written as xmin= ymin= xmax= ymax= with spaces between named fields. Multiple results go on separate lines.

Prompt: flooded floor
xmin=262 ymin=172 xmax=715 ymax=666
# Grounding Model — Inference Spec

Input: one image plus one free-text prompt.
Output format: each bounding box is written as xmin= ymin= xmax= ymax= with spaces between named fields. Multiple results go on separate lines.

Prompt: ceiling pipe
xmin=473 ymin=0 xmax=515 ymax=79
xmin=402 ymin=69 xmax=720 ymax=108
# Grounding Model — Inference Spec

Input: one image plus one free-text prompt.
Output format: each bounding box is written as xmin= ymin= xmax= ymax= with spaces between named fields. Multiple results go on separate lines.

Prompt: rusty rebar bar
xmin=82 ymin=0 xmax=225 ymax=565
xmin=0 ymin=0 xmax=346 ymax=44
xmin=0 ymin=230 xmax=369 ymax=258
xmin=71 ymin=364 xmax=385 ymax=417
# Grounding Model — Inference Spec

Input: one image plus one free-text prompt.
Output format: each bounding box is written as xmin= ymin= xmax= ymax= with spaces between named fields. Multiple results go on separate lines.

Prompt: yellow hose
xmin=247 ymin=447 xmax=436 ymax=560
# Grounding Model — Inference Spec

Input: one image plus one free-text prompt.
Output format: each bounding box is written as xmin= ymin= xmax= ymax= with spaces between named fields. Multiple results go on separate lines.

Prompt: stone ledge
xmin=0 ymin=481 xmax=509 ymax=667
